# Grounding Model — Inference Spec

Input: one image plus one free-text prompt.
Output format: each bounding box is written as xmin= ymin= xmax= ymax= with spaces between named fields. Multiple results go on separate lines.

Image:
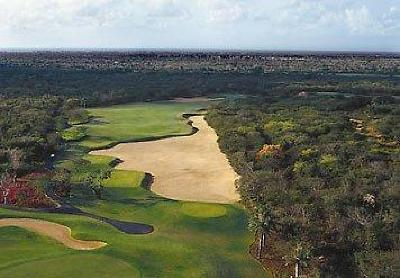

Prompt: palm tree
xmin=292 ymin=243 xmax=310 ymax=278
xmin=249 ymin=204 xmax=275 ymax=259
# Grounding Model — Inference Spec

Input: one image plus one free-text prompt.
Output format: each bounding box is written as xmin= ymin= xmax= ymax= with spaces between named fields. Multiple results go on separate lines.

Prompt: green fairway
xmin=0 ymin=252 xmax=140 ymax=278
xmin=0 ymin=101 xmax=267 ymax=277
xmin=80 ymin=102 xmax=205 ymax=149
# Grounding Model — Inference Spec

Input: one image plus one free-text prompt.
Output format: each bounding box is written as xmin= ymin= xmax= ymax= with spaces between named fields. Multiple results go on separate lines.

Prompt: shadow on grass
xmin=7 ymin=185 xmax=155 ymax=235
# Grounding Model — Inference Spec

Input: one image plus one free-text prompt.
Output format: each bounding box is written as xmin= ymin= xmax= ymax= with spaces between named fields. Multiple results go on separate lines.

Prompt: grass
xmin=80 ymin=102 xmax=205 ymax=149
xmin=181 ymin=203 xmax=228 ymax=218
xmin=0 ymin=101 xmax=267 ymax=277
xmin=0 ymin=188 xmax=266 ymax=277
xmin=0 ymin=251 xmax=140 ymax=278
xmin=103 ymin=170 xmax=145 ymax=188
xmin=61 ymin=126 xmax=87 ymax=142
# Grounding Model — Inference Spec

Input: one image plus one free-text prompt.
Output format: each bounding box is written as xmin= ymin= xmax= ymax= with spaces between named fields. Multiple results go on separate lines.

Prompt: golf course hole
xmin=181 ymin=203 xmax=227 ymax=218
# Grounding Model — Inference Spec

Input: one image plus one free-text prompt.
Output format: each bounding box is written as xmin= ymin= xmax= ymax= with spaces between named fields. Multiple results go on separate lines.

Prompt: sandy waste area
xmin=92 ymin=116 xmax=239 ymax=204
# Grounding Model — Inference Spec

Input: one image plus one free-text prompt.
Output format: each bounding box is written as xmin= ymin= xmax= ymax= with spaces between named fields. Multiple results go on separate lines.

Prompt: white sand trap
xmin=0 ymin=218 xmax=107 ymax=250
xmin=91 ymin=116 xmax=240 ymax=204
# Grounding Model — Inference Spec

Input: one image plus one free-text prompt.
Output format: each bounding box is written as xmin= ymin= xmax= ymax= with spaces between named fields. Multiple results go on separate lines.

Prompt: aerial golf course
xmin=0 ymin=100 xmax=267 ymax=277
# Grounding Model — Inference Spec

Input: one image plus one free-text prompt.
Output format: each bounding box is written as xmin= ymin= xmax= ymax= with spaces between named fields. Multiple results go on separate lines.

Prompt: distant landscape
xmin=0 ymin=51 xmax=399 ymax=277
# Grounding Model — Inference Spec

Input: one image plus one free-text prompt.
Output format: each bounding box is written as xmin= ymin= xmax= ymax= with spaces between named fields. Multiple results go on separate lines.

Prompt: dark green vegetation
xmin=1 ymin=64 xmax=399 ymax=107
xmin=1 ymin=51 xmax=399 ymax=74
xmin=0 ymin=96 xmax=63 ymax=175
xmin=0 ymin=97 xmax=89 ymax=177
xmin=207 ymin=94 xmax=400 ymax=277
xmin=0 ymin=101 xmax=265 ymax=277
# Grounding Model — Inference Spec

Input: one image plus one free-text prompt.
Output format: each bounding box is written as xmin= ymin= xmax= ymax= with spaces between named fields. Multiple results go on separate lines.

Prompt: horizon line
xmin=0 ymin=47 xmax=399 ymax=55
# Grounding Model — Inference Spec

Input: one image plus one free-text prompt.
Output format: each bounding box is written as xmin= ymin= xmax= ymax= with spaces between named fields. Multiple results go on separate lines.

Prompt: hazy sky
xmin=0 ymin=0 xmax=399 ymax=51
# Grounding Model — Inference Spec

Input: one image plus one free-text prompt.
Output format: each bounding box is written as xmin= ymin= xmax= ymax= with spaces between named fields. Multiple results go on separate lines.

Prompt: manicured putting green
xmin=182 ymin=203 xmax=227 ymax=218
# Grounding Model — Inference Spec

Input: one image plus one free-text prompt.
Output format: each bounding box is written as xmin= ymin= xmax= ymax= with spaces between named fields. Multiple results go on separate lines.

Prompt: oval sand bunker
xmin=92 ymin=116 xmax=239 ymax=204
xmin=0 ymin=218 xmax=107 ymax=250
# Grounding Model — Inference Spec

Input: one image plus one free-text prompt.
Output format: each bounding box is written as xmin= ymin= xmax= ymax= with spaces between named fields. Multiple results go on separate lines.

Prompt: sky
xmin=0 ymin=0 xmax=399 ymax=51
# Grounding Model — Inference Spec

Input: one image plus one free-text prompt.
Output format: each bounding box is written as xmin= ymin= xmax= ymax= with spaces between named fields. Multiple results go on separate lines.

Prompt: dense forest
xmin=1 ymin=51 xmax=399 ymax=74
xmin=0 ymin=96 xmax=89 ymax=176
xmin=1 ymin=64 xmax=399 ymax=107
xmin=206 ymin=94 xmax=400 ymax=277
xmin=0 ymin=96 xmax=64 ymax=175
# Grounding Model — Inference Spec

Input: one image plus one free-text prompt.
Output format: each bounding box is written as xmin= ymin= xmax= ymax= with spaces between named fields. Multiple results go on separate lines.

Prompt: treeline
xmin=206 ymin=95 xmax=400 ymax=277
xmin=0 ymin=96 xmax=88 ymax=177
xmin=1 ymin=65 xmax=399 ymax=107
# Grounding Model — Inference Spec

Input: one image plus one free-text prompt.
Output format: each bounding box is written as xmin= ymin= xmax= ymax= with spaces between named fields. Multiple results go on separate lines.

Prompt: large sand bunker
xmin=92 ymin=116 xmax=239 ymax=204
xmin=0 ymin=218 xmax=107 ymax=250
